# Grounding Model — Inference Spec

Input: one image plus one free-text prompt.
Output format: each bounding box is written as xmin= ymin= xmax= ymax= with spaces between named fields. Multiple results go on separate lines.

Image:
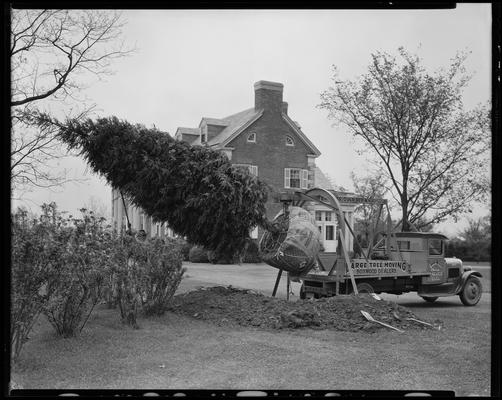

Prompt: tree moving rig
xmin=259 ymin=188 xmax=483 ymax=306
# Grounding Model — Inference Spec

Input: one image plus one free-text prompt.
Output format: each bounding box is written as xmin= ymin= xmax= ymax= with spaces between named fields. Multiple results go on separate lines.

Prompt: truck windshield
xmin=429 ymin=239 xmax=443 ymax=255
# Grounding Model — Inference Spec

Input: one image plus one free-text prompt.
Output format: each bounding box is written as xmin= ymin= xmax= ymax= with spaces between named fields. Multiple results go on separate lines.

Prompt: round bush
xmin=189 ymin=246 xmax=210 ymax=263
xmin=170 ymin=237 xmax=191 ymax=261
xmin=207 ymin=250 xmax=235 ymax=264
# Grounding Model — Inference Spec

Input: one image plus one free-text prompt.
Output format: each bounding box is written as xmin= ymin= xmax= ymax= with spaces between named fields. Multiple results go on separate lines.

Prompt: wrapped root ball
xmin=259 ymin=206 xmax=322 ymax=275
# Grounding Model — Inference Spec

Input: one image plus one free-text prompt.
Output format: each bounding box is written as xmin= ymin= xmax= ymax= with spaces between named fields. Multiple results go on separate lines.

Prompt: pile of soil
xmin=169 ymin=286 xmax=442 ymax=333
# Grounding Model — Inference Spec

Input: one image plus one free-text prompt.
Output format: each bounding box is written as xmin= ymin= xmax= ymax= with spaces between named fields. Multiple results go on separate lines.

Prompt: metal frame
xmin=273 ymin=188 xmax=391 ymax=296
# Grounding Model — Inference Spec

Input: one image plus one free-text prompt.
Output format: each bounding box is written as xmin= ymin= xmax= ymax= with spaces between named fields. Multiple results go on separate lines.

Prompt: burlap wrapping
xmin=259 ymin=206 xmax=322 ymax=275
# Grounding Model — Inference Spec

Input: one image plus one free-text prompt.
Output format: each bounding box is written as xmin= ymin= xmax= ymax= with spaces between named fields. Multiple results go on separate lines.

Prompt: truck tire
xmin=352 ymin=282 xmax=374 ymax=294
xmin=459 ymin=276 xmax=482 ymax=306
xmin=421 ymin=296 xmax=438 ymax=303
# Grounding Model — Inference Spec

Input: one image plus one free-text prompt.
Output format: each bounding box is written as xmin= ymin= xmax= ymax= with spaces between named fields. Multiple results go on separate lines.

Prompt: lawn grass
xmin=11 ymin=294 xmax=491 ymax=396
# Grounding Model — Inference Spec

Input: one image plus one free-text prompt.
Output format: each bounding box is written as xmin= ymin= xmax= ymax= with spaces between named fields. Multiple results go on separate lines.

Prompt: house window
xmin=325 ymin=212 xmax=332 ymax=221
xmin=286 ymin=135 xmax=295 ymax=146
xmin=247 ymin=132 xmax=256 ymax=143
xmin=284 ymin=168 xmax=308 ymax=189
xmin=234 ymin=164 xmax=258 ymax=176
xmin=326 ymin=225 xmax=334 ymax=240
xmin=315 ymin=211 xmax=322 ymax=221
xmin=429 ymin=239 xmax=443 ymax=256
xmin=398 ymin=240 xmax=410 ymax=251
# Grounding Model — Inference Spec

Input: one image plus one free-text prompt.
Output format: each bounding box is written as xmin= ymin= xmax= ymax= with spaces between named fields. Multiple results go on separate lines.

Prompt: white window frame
xmin=325 ymin=225 xmax=335 ymax=241
xmin=301 ymin=169 xmax=308 ymax=189
xmin=289 ymin=169 xmax=300 ymax=188
xmin=286 ymin=135 xmax=295 ymax=146
xmin=234 ymin=164 xmax=258 ymax=177
xmin=247 ymin=132 xmax=256 ymax=143
xmin=285 ymin=168 xmax=308 ymax=189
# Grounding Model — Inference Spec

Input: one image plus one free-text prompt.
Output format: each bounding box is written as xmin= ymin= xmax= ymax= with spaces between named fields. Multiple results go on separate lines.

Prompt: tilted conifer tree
xmin=34 ymin=114 xmax=274 ymax=258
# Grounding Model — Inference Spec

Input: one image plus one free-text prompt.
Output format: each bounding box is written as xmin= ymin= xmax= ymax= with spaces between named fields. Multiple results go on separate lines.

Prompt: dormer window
xmin=247 ymin=132 xmax=256 ymax=143
xmin=286 ymin=135 xmax=295 ymax=146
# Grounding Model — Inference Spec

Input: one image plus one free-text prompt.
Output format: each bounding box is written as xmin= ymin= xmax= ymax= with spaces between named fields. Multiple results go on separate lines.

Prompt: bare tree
xmin=323 ymin=173 xmax=348 ymax=192
xmin=351 ymin=172 xmax=389 ymax=245
xmin=83 ymin=195 xmax=110 ymax=220
xmin=11 ymin=9 xmax=133 ymax=193
xmin=319 ymin=47 xmax=490 ymax=231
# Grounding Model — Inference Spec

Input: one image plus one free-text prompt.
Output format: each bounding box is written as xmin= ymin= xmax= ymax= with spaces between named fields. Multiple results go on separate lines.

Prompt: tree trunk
xmin=401 ymin=198 xmax=410 ymax=232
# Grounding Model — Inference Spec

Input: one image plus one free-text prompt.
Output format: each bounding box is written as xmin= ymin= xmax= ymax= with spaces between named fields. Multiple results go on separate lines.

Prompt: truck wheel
xmin=352 ymin=282 xmax=374 ymax=294
xmin=421 ymin=296 xmax=438 ymax=303
xmin=459 ymin=276 xmax=482 ymax=306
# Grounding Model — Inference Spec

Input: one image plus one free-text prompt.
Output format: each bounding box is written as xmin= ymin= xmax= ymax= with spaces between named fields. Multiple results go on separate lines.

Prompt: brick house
xmin=111 ymin=80 xmax=356 ymax=252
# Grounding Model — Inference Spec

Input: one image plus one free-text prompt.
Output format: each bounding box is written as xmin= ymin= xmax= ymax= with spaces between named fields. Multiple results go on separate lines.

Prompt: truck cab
xmin=365 ymin=231 xmax=483 ymax=305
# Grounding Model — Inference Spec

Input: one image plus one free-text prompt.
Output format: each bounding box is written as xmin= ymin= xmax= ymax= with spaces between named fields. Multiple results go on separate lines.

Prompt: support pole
xmin=120 ymin=191 xmax=132 ymax=233
xmin=272 ymin=269 xmax=283 ymax=297
xmin=367 ymin=203 xmax=383 ymax=259
xmin=286 ymin=272 xmax=290 ymax=301
xmin=344 ymin=215 xmax=370 ymax=264
xmin=338 ymin=228 xmax=358 ymax=295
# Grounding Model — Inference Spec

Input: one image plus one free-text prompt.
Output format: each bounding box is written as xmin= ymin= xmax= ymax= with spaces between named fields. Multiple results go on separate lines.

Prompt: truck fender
xmin=457 ymin=270 xmax=483 ymax=294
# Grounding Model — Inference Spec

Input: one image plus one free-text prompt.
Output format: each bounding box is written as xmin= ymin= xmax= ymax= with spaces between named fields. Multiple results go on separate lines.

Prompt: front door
xmin=315 ymin=210 xmax=337 ymax=252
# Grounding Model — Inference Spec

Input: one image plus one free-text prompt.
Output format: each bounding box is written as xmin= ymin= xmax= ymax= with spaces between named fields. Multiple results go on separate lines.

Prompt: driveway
xmin=180 ymin=262 xmax=491 ymax=304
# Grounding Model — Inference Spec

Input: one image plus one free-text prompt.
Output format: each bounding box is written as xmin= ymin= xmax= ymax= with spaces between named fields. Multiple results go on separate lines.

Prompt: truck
xmin=270 ymin=187 xmax=483 ymax=306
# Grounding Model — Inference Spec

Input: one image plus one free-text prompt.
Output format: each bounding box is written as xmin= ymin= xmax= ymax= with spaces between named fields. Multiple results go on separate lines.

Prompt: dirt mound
xmin=169 ymin=286 xmax=441 ymax=333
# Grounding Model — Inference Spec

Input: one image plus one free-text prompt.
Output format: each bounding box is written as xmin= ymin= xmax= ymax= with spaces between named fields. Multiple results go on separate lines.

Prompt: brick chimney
xmin=282 ymin=101 xmax=288 ymax=115
xmin=254 ymin=80 xmax=283 ymax=113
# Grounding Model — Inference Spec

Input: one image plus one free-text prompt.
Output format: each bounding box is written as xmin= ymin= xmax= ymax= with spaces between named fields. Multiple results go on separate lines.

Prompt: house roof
xmin=176 ymin=127 xmax=201 ymax=136
xmin=178 ymin=106 xmax=321 ymax=157
xmin=199 ymin=118 xmax=229 ymax=127
xmin=313 ymin=167 xmax=334 ymax=190
xmin=389 ymin=232 xmax=449 ymax=240
xmin=206 ymin=108 xmax=263 ymax=146
xmin=329 ymin=189 xmax=359 ymax=198
xmin=281 ymin=113 xmax=321 ymax=156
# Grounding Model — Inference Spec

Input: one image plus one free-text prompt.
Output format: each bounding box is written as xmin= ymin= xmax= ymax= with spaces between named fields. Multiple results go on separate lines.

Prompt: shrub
xmin=188 ymin=246 xmax=210 ymax=263
xmin=11 ymin=207 xmax=56 ymax=360
xmin=139 ymin=237 xmax=185 ymax=316
xmin=207 ymin=250 xmax=236 ymax=264
xmin=110 ymin=235 xmax=186 ymax=326
xmin=43 ymin=207 xmax=111 ymax=337
xmin=111 ymin=235 xmax=143 ymax=329
xmin=172 ymin=237 xmax=191 ymax=261
xmin=11 ymin=203 xmax=113 ymax=356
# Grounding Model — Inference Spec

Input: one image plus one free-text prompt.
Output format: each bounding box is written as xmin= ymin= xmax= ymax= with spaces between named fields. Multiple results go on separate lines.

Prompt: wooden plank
xmin=286 ymin=273 xmax=290 ymax=301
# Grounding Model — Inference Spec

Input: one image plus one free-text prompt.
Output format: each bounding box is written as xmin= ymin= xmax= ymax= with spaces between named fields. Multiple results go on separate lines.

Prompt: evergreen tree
xmin=34 ymin=114 xmax=273 ymax=258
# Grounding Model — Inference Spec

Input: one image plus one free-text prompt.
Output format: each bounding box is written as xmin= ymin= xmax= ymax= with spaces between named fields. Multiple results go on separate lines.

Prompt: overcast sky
xmin=12 ymin=5 xmax=492 ymax=236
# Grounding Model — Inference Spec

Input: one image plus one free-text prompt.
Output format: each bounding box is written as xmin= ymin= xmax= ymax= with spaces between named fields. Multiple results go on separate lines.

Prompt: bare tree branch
xmin=319 ymin=48 xmax=490 ymax=231
xmin=11 ymin=9 xmax=134 ymax=193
